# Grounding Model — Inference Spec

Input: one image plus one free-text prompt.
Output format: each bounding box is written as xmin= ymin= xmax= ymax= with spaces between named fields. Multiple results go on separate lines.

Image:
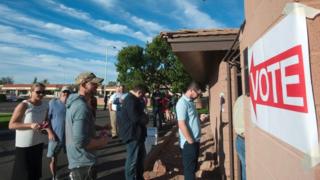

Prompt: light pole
xmin=104 ymin=46 xmax=117 ymax=97
xmin=58 ymin=64 xmax=66 ymax=84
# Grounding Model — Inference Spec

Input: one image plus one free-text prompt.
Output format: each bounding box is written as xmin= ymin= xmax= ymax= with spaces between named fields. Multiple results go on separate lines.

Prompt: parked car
xmin=6 ymin=94 xmax=18 ymax=102
xmin=18 ymin=94 xmax=29 ymax=101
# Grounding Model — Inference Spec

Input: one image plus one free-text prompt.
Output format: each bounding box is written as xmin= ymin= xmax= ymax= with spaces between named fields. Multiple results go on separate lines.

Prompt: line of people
xmin=8 ymin=71 xmax=208 ymax=180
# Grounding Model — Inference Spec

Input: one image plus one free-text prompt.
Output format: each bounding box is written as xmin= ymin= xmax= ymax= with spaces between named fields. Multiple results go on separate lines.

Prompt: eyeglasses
xmin=62 ymin=90 xmax=70 ymax=94
xmin=35 ymin=90 xmax=45 ymax=95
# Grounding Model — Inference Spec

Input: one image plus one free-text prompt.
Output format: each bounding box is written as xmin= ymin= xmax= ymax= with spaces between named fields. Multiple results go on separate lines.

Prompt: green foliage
xmin=0 ymin=76 xmax=14 ymax=84
xmin=32 ymin=77 xmax=38 ymax=84
xmin=116 ymin=36 xmax=191 ymax=93
xmin=0 ymin=94 xmax=6 ymax=102
xmin=41 ymin=79 xmax=49 ymax=84
xmin=107 ymin=81 xmax=117 ymax=86
xmin=197 ymin=108 xmax=209 ymax=114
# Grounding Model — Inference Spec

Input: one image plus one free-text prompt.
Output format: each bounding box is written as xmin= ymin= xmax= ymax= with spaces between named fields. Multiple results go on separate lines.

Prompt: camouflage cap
xmin=75 ymin=72 xmax=104 ymax=85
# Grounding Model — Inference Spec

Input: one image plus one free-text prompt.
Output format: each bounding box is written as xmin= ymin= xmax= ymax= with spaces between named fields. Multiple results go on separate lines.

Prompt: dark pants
xmin=182 ymin=142 xmax=200 ymax=180
xmin=236 ymin=135 xmax=246 ymax=180
xmin=12 ymin=143 xmax=43 ymax=180
xmin=153 ymin=108 xmax=163 ymax=129
xmin=125 ymin=140 xmax=146 ymax=180
xmin=69 ymin=166 xmax=97 ymax=180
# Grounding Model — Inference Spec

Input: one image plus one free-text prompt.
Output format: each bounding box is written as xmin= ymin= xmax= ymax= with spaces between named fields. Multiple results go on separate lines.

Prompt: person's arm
xmin=176 ymin=100 xmax=194 ymax=144
xmin=108 ymin=95 xmax=113 ymax=111
xmin=86 ymin=136 xmax=108 ymax=150
xmin=72 ymin=106 xmax=107 ymax=150
xmin=9 ymin=102 xmax=40 ymax=130
xmin=44 ymin=110 xmax=55 ymax=141
xmin=178 ymin=120 xmax=194 ymax=144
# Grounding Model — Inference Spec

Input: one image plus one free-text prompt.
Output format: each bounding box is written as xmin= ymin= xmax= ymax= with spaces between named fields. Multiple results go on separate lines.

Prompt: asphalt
xmin=0 ymin=106 xmax=127 ymax=180
xmin=0 ymin=100 xmax=173 ymax=180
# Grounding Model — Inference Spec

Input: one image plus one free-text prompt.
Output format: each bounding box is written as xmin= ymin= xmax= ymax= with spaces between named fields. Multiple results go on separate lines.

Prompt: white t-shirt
xmin=15 ymin=100 xmax=48 ymax=147
xmin=108 ymin=93 xmax=127 ymax=111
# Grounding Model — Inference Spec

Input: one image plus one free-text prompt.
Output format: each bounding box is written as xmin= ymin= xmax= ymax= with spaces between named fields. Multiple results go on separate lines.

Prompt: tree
xmin=41 ymin=79 xmax=49 ymax=84
xmin=0 ymin=76 xmax=14 ymax=84
xmin=32 ymin=77 xmax=38 ymax=84
xmin=107 ymin=81 xmax=117 ymax=86
xmin=116 ymin=36 xmax=191 ymax=93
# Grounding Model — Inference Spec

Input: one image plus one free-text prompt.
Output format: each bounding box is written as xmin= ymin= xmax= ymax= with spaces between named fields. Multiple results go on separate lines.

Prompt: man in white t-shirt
xmin=108 ymin=85 xmax=126 ymax=138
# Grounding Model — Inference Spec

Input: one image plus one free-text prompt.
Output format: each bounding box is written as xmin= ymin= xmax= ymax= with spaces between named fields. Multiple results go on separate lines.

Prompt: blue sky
xmin=0 ymin=0 xmax=244 ymax=84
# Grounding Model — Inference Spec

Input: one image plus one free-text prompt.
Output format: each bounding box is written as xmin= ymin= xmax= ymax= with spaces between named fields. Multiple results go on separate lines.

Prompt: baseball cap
xmin=75 ymin=72 xmax=104 ymax=85
xmin=61 ymin=86 xmax=71 ymax=92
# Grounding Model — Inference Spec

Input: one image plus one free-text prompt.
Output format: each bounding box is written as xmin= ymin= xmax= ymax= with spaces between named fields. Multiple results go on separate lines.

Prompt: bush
xmin=0 ymin=94 xmax=6 ymax=102
xmin=197 ymin=108 xmax=208 ymax=114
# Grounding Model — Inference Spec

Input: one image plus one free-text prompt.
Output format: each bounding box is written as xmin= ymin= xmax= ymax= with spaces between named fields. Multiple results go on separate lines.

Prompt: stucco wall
xmin=209 ymin=60 xmax=241 ymax=179
xmin=240 ymin=0 xmax=320 ymax=179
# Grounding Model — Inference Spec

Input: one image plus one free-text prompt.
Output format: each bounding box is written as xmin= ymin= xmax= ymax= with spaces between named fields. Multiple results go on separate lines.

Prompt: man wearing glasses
xmin=66 ymin=72 xmax=108 ymax=180
xmin=46 ymin=86 xmax=71 ymax=180
xmin=176 ymin=81 xmax=208 ymax=180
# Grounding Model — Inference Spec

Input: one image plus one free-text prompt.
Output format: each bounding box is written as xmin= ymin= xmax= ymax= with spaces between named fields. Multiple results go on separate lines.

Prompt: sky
xmin=0 ymin=0 xmax=244 ymax=84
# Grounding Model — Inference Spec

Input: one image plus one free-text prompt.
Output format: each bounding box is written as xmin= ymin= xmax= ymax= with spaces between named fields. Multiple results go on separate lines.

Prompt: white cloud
xmin=130 ymin=16 xmax=167 ymax=35
xmin=44 ymin=0 xmax=150 ymax=42
xmin=173 ymin=0 xmax=224 ymax=29
xmin=91 ymin=0 xmax=117 ymax=10
xmin=0 ymin=25 xmax=67 ymax=53
xmin=0 ymin=4 xmax=127 ymax=56
xmin=0 ymin=44 xmax=118 ymax=84
xmin=90 ymin=0 xmax=166 ymax=40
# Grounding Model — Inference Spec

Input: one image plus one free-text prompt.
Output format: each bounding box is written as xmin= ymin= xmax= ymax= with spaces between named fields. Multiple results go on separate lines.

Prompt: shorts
xmin=47 ymin=140 xmax=63 ymax=158
xmin=12 ymin=143 xmax=43 ymax=180
xmin=69 ymin=165 xmax=97 ymax=180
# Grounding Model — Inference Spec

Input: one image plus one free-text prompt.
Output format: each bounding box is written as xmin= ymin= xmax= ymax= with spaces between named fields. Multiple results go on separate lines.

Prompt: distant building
xmin=1 ymin=84 xmax=117 ymax=98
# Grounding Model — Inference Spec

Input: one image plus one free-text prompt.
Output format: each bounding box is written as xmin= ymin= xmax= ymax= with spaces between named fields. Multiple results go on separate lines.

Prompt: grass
xmin=0 ymin=113 xmax=12 ymax=122
xmin=0 ymin=113 xmax=11 ymax=129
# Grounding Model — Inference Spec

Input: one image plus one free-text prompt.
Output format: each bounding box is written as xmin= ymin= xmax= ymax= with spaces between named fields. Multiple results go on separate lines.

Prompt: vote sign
xmin=248 ymin=12 xmax=318 ymax=155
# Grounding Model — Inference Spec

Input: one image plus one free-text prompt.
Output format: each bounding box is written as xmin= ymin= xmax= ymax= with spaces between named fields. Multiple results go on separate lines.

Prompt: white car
xmin=6 ymin=94 xmax=18 ymax=102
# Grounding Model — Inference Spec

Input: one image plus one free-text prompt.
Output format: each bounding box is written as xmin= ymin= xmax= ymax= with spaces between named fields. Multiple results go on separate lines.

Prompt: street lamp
xmin=104 ymin=46 xmax=117 ymax=97
xmin=58 ymin=64 xmax=66 ymax=84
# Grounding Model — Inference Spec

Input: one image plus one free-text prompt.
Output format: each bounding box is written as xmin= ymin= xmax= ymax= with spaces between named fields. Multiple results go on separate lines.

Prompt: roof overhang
xmin=161 ymin=29 xmax=239 ymax=84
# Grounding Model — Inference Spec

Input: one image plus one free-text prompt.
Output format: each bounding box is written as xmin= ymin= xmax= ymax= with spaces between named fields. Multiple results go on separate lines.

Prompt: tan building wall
xmin=240 ymin=0 xmax=320 ymax=179
xmin=209 ymin=60 xmax=241 ymax=179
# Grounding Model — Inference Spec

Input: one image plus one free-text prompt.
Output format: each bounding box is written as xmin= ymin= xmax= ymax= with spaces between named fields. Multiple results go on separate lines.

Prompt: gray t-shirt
xmin=65 ymin=94 xmax=96 ymax=169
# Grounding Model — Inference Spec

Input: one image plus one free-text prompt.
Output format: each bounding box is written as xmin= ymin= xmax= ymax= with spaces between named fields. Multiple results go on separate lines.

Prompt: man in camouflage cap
xmin=65 ymin=72 xmax=107 ymax=180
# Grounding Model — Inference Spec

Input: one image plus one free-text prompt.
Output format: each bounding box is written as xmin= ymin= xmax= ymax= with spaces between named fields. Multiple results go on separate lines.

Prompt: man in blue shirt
xmin=47 ymin=86 xmax=71 ymax=180
xmin=176 ymin=81 xmax=207 ymax=180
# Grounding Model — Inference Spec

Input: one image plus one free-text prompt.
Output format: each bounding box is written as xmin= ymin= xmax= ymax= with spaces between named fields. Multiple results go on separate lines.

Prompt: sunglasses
xmin=62 ymin=90 xmax=70 ymax=94
xmin=35 ymin=90 xmax=45 ymax=95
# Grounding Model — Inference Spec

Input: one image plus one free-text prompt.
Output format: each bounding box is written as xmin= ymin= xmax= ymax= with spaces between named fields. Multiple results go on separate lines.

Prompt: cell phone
xmin=39 ymin=121 xmax=49 ymax=129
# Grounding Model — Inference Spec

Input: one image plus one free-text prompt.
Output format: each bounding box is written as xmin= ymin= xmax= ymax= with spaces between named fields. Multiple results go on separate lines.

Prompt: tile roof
xmin=160 ymin=28 xmax=239 ymax=39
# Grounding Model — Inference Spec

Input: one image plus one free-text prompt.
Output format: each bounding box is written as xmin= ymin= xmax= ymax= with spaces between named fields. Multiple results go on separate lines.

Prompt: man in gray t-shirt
xmin=66 ymin=72 xmax=108 ymax=180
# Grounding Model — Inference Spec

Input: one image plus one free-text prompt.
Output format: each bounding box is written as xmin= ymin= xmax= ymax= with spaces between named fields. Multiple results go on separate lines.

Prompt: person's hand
xmin=104 ymin=124 xmax=112 ymax=130
xmin=187 ymin=139 xmax=194 ymax=144
xmin=200 ymin=114 xmax=209 ymax=122
xmin=48 ymin=132 xmax=55 ymax=141
xmin=30 ymin=123 xmax=40 ymax=130
xmin=98 ymin=136 xmax=109 ymax=147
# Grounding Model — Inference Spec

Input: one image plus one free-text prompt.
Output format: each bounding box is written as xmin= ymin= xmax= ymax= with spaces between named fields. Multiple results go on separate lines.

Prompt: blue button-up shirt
xmin=176 ymin=95 xmax=201 ymax=148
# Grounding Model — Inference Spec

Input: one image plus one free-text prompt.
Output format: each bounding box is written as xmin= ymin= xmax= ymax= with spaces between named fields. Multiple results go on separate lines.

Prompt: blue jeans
xmin=125 ymin=140 xmax=146 ymax=180
xmin=236 ymin=135 xmax=246 ymax=180
xmin=153 ymin=108 xmax=163 ymax=129
xmin=182 ymin=142 xmax=200 ymax=180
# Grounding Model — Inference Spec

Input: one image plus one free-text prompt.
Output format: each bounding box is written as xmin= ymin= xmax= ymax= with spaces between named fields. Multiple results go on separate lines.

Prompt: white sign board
xmin=248 ymin=12 xmax=318 ymax=155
